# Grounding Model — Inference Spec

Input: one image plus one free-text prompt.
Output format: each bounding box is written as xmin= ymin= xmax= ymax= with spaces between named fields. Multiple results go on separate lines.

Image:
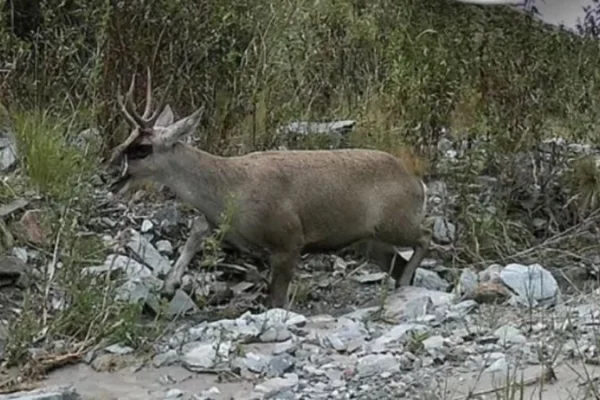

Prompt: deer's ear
xmin=155 ymin=104 xmax=175 ymax=127
xmin=158 ymin=106 xmax=204 ymax=146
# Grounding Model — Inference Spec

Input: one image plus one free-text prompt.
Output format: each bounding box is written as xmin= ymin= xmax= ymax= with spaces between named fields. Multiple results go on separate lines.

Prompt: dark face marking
xmin=124 ymin=143 xmax=153 ymax=160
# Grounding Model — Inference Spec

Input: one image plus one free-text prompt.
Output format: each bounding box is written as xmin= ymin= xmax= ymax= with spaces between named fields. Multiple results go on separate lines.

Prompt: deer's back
xmin=229 ymin=149 xmax=426 ymax=249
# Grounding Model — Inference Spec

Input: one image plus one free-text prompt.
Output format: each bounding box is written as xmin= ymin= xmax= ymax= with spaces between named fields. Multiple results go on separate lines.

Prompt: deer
xmin=106 ymin=69 xmax=433 ymax=309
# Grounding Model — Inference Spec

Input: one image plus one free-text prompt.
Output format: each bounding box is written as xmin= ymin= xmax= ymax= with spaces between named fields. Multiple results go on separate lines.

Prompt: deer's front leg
xmin=161 ymin=217 xmax=212 ymax=298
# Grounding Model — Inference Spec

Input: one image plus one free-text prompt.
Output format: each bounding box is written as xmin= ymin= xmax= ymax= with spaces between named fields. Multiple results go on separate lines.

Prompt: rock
xmin=11 ymin=247 xmax=28 ymax=262
xmin=114 ymin=276 xmax=161 ymax=312
xmin=432 ymin=216 xmax=456 ymax=244
xmin=83 ymin=254 xmax=154 ymax=280
xmin=494 ymin=325 xmax=527 ymax=346
xmin=68 ymin=128 xmax=101 ymax=152
xmin=182 ymin=342 xmax=227 ymax=371
xmin=17 ymin=209 xmax=47 ymax=245
xmin=253 ymin=373 xmax=299 ymax=398
xmin=196 ymin=387 xmax=220 ymax=400
xmin=422 ymin=335 xmax=446 ymax=360
xmin=479 ymin=264 xmax=503 ymax=282
xmin=104 ymin=344 xmax=134 ymax=355
xmin=156 ymin=240 xmax=173 ymax=254
xmin=0 ymin=198 xmax=29 ymax=218
xmin=164 ymin=388 xmax=183 ymax=399
xmin=167 ymin=289 xmax=199 ymax=317
xmin=125 ymin=229 xmax=171 ymax=276
xmin=353 ymin=272 xmax=387 ymax=284
xmin=266 ymin=354 xmax=295 ymax=377
xmin=356 ymin=354 xmax=399 ymax=377
xmin=470 ymin=281 xmax=511 ymax=304
xmin=457 ymin=268 xmax=478 ymax=296
xmin=500 ymin=263 xmax=560 ymax=306
xmin=244 ymin=352 xmax=269 ymax=373
xmin=153 ymin=205 xmax=182 ymax=234
xmin=413 ymin=268 xmax=450 ymax=292
xmin=278 ymin=120 xmax=355 ymax=138
xmin=373 ymin=323 xmax=430 ymax=347
xmin=259 ymin=324 xmax=292 ymax=343
xmin=0 ymin=385 xmax=81 ymax=400
xmin=141 ymin=219 xmax=154 ymax=233
xmin=444 ymin=300 xmax=478 ymax=321
xmin=0 ymin=102 xmax=18 ymax=172
xmin=247 ymin=308 xmax=307 ymax=328
xmin=152 ymin=349 xmax=179 ymax=367
xmin=404 ymin=296 xmax=434 ymax=320
xmin=485 ymin=356 xmax=509 ymax=374
xmin=0 ymin=255 xmax=30 ymax=288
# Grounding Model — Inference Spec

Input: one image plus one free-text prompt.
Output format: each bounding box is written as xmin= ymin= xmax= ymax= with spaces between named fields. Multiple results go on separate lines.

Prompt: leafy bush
xmin=1 ymin=0 xmax=599 ymax=158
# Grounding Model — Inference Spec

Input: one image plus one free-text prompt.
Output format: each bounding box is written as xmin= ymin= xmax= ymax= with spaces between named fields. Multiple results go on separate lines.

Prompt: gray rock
xmin=499 ymin=263 xmax=560 ymax=306
xmin=253 ymin=373 xmax=299 ymax=398
xmin=0 ymin=103 xmax=18 ymax=172
xmin=153 ymin=349 xmax=179 ymax=367
xmin=259 ymin=324 xmax=292 ymax=343
xmin=114 ymin=276 xmax=161 ymax=312
xmin=404 ymin=296 xmax=434 ymax=320
xmin=356 ymin=354 xmax=399 ymax=377
xmin=104 ymin=344 xmax=134 ymax=355
xmin=353 ymin=272 xmax=387 ymax=284
xmin=0 ymin=385 xmax=81 ymax=400
xmin=413 ymin=268 xmax=450 ymax=292
xmin=278 ymin=120 xmax=355 ymax=137
xmin=83 ymin=254 xmax=154 ymax=280
xmin=432 ymin=216 xmax=456 ymax=244
xmin=373 ymin=323 xmax=430 ymax=347
xmin=244 ymin=352 xmax=269 ymax=373
xmin=422 ymin=335 xmax=446 ymax=360
xmin=457 ymin=268 xmax=478 ymax=296
xmin=126 ymin=229 xmax=171 ymax=276
xmin=182 ymin=341 xmax=230 ymax=371
xmin=156 ymin=240 xmax=173 ymax=254
xmin=167 ymin=289 xmax=199 ymax=317
xmin=141 ymin=219 xmax=154 ymax=233
xmin=153 ymin=205 xmax=182 ymax=234
xmin=266 ymin=354 xmax=295 ymax=378
xmin=195 ymin=387 xmax=221 ymax=400
xmin=479 ymin=264 xmax=503 ymax=282
xmin=493 ymin=325 xmax=527 ymax=346
xmin=485 ymin=356 xmax=509 ymax=374
xmin=164 ymin=388 xmax=183 ymax=399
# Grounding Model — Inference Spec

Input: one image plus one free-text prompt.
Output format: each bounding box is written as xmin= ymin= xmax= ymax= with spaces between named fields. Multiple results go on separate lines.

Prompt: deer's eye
xmin=125 ymin=144 xmax=153 ymax=160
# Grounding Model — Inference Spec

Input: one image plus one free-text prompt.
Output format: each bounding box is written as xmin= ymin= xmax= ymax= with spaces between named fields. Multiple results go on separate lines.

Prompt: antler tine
xmin=146 ymin=74 xmax=174 ymax=127
xmin=122 ymin=72 xmax=154 ymax=129
xmin=142 ymin=66 xmax=153 ymax=119
xmin=117 ymin=74 xmax=141 ymax=128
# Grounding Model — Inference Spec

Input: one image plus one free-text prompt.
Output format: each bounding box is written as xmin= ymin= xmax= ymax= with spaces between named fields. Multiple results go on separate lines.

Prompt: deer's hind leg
xmin=355 ymin=221 xmax=432 ymax=288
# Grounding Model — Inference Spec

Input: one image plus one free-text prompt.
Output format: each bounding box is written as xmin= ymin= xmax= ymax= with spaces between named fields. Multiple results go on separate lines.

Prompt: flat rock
xmin=0 ymin=385 xmax=81 ymax=400
xmin=413 ymin=268 xmax=450 ymax=292
xmin=125 ymin=229 xmax=171 ymax=276
xmin=500 ymin=263 xmax=560 ymax=306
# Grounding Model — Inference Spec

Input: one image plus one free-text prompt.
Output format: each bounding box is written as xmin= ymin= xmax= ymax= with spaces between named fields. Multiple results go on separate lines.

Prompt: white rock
xmin=253 ymin=373 xmax=299 ymax=397
xmin=500 ymin=263 xmax=560 ymax=306
xmin=141 ymin=219 xmax=154 ymax=233
xmin=126 ymin=229 xmax=171 ymax=275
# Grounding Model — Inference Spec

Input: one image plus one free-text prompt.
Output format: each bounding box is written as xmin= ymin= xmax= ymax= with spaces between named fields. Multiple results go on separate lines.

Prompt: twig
xmin=41 ymin=203 xmax=70 ymax=326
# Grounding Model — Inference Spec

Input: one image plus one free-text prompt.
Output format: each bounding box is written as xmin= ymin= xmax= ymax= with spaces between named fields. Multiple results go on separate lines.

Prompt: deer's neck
xmin=155 ymin=144 xmax=245 ymax=223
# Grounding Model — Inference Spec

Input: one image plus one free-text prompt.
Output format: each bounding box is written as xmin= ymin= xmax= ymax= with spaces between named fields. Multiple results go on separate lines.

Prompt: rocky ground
xmin=2 ymin=121 xmax=600 ymax=399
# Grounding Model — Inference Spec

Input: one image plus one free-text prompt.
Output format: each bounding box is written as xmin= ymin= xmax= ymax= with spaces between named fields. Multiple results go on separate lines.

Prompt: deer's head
xmin=106 ymin=69 xmax=204 ymax=195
